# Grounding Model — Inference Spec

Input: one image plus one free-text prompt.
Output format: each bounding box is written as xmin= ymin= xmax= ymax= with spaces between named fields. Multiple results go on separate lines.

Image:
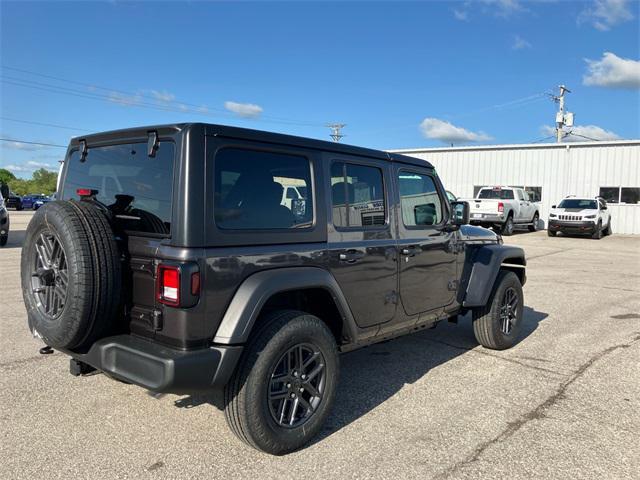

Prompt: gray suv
xmin=21 ymin=124 xmax=526 ymax=454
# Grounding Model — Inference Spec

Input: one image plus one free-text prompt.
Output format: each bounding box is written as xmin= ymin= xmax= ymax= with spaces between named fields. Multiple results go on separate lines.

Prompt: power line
xmin=0 ymin=116 xmax=89 ymax=132
xmin=0 ymin=138 xmax=67 ymax=148
xmin=566 ymin=132 xmax=602 ymax=142
xmin=1 ymin=65 xmax=326 ymax=128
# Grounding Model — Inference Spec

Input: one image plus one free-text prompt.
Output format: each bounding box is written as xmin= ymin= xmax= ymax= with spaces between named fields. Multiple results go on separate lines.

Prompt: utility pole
xmin=327 ymin=123 xmax=346 ymax=142
xmin=552 ymin=85 xmax=574 ymax=143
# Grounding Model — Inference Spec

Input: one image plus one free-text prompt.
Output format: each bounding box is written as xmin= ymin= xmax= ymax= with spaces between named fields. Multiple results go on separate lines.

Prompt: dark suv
xmin=21 ymin=124 xmax=526 ymax=454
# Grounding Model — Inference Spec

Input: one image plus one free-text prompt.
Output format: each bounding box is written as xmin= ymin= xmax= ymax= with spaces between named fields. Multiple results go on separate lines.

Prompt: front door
xmin=395 ymin=166 xmax=458 ymax=316
xmin=326 ymin=156 xmax=398 ymax=329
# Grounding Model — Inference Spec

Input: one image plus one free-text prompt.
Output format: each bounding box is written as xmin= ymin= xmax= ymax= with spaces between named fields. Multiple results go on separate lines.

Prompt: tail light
xmin=498 ymin=202 xmax=504 ymax=213
xmin=157 ymin=265 xmax=180 ymax=306
xmin=156 ymin=263 xmax=200 ymax=308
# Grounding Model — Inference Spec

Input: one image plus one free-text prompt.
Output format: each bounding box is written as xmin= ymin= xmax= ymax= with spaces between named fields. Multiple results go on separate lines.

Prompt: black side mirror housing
xmin=551 ymin=205 xmax=557 ymax=209
xmin=450 ymin=201 xmax=470 ymax=226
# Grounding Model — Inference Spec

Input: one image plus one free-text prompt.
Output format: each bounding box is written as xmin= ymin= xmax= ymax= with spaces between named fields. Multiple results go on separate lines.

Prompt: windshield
xmin=558 ymin=199 xmax=597 ymax=209
xmin=478 ymin=189 xmax=514 ymax=200
xmin=61 ymin=141 xmax=175 ymax=235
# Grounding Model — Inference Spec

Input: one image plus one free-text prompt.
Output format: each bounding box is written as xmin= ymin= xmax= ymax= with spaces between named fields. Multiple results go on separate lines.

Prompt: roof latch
xmin=147 ymin=131 xmax=159 ymax=158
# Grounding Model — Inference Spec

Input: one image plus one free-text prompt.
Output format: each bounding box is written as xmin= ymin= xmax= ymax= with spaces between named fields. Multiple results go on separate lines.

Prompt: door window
xmin=330 ymin=162 xmax=386 ymax=228
xmin=398 ymin=171 xmax=444 ymax=227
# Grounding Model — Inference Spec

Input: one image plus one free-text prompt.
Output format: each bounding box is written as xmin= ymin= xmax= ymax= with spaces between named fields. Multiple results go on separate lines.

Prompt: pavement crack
xmin=527 ymin=248 xmax=573 ymax=260
xmin=435 ymin=333 xmax=640 ymax=480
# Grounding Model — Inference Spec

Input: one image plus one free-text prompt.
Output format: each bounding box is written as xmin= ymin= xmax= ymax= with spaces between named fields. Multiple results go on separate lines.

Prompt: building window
xmin=214 ymin=148 xmax=313 ymax=230
xmin=621 ymin=188 xmax=640 ymax=204
xmin=331 ymin=162 xmax=386 ymax=228
xmin=599 ymin=187 xmax=620 ymax=203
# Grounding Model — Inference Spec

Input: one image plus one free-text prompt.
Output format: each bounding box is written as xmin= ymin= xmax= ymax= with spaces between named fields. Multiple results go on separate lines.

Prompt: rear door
xmin=326 ymin=156 xmax=398 ymax=329
xmin=395 ymin=166 xmax=458 ymax=316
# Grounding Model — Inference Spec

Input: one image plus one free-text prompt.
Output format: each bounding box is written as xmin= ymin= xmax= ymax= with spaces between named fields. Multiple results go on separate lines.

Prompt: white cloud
xmin=420 ymin=118 xmax=492 ymax=144
xmin=26 ymin=160 xmax=57 ymax=169
xmin=0 ymin=136 xmax=51 ymax=151
xmin=583 ymin=52 xmax=640 ymax=89
xmin=108 ymin=91 xmax=142 ymax=106
xmin=4 ymin=164 xmax=32 ymax=173
xmin=481 ymin=0 xmax=525 ymax=17
xmin=541 ymin=124 xmax=621 ymax=142
xmin=453 ymin=8 xmax=469 ymax=21
xmin=512 ymin=35 xmax=532 ymax=50
xmin=578 ymin=0 xmax=634 ymax=31
xmin=224 ymin=101 xmax=263 ymax=118
xmin=149 ymin=90 xmax=175 ymax=103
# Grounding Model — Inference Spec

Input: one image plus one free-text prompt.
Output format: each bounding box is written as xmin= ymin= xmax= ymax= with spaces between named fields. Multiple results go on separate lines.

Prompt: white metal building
xmin=391 ymin=140 xmax=640 ymax=234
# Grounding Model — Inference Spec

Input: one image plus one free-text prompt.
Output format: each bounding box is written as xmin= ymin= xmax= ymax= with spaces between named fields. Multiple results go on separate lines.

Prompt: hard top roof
xmin=70 ymin=123 xmax=434 ymax=169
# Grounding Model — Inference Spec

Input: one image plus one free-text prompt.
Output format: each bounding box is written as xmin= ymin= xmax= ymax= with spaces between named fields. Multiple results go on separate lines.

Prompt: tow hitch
xmin=69 ymin=358 xmax=97 ymax=376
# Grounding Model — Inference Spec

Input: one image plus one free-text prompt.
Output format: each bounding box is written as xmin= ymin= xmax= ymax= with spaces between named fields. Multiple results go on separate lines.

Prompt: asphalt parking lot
xmin=1 ymin=210 xmax=639 ymax=479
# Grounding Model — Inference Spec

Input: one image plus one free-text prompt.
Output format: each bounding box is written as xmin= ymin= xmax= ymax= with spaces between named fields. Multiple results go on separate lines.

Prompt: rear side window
xmin=398 ymin=171 xmax=444 ymax=227
xmin=214 ymin=148 xmax=313 ymax=230
xmin=62 ymin=141 xmax=175 ymax=235
xmin=331 ymin=162 xmax=385 ymax=228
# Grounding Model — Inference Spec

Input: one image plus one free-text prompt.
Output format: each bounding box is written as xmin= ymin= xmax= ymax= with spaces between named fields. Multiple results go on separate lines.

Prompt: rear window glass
xmin=214 ymin=148 xmax=313 ymax=230
xmin=62 ymin=141 xmax=175 ymax=235
xmin=478 ymin=189 xmax=514 ymax=200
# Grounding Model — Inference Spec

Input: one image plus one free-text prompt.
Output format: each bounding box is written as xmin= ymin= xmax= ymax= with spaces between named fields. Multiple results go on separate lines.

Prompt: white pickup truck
xmin=469 ymin=186 xmax=539 ymax=235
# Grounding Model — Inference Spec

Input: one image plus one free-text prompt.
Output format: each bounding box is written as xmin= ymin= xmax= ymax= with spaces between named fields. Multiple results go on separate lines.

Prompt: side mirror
xmin=551 ymin=205 xmax=557 ymax=209
xmin=450 ymin=201 xmax=470 ymax=225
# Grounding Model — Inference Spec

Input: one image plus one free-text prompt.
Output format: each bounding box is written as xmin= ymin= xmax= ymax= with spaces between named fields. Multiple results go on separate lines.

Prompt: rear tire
xmin=528 ymin=213 xmax=539 ymax=232
xmin=501 ymin=215 xmax=514 ymax=236
xmin=473 ymin=270 xmax=524 ymax=350
xmin=0 ymin=235 xmax=7 ymax=246
xmin=224 ymin=310 xmax=339 ymax=455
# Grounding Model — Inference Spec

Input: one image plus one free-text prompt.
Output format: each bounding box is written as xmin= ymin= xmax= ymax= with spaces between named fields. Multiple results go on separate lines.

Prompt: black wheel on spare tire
xmin=20 ymin=200 xmax=122 ymax=350
xmin=472 ymin=270 xmax=524 ymax=350
xmin=224 ymin=310 xmax=339 ymax=455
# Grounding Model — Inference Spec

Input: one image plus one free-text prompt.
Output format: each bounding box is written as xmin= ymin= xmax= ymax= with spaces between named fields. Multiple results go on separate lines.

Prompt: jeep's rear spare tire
xmin=21 ymin=201 xmax=122 ymax=350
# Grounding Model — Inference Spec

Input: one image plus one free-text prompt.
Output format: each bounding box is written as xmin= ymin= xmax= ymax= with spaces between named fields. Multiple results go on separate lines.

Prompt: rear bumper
xmin=61 ymin=334 xmax=243 ymax=393
xmin=470 ymin=213 xmax=505 ymax=225
xmin=548 ymin=220 xmax=596 ymax=234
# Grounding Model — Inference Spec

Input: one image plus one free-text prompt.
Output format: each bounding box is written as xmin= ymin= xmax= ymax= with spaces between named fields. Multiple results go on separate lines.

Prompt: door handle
xmin=339 ymin=250 xmax=365 ymax=263
xmin=401 ymin=246 xmax=421 ymax=256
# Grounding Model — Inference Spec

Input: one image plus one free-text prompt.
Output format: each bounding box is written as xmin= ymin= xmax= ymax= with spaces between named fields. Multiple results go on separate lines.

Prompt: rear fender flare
xmin=462 ymin=245 xmax=526 ymax=307
xmin=213 ymin=267 xmax=357 ymax=344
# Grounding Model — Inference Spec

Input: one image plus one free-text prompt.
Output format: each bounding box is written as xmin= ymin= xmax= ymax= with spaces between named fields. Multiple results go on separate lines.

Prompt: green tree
xmin=0 ymin=168 xmax=16 ymax=186
xmin=4 ymin=168 xmax=58 ymax=196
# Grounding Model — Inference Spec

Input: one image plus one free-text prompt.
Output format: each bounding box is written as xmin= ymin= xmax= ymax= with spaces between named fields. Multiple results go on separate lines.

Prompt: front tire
xmin=224 ymin=310 xmax=339 ymax=455
xmin=592 ymin=221 xmax=602 ymax=240
xmin=472 ymin=270 xmax=524 ymax=350
xmin=547 ymin=229 xmax=556 ymax=237
xmin=604 ymin=220 xmax=612 ymax=236
xmin=0 ymin=235 xmax=7 ymax=246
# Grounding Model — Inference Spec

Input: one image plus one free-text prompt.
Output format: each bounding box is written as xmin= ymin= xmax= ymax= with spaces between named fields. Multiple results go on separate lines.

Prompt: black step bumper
xmin=60 ymin=335 xmax=243 ymax=393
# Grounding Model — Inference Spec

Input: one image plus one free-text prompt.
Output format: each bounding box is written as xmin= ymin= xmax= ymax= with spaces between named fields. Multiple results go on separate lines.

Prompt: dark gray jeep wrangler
xmin=21 ymin=124 xmax=526 ymax=454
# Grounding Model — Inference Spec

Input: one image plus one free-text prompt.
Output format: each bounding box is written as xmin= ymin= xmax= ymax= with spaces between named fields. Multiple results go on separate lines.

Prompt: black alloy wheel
xmin=268 ymin=343 xmax=326 ymax=428
xmin=31 ymin=231 xmax=68 ymax=319
xmin=499 ymin=287 xmax=518 ymax=335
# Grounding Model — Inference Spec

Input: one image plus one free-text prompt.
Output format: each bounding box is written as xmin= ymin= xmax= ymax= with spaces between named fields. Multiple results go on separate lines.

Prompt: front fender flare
xmin=213 ymin=267 xmax=357 ymax=344
xmin=462 ymin=245 xmax=526 ymax=307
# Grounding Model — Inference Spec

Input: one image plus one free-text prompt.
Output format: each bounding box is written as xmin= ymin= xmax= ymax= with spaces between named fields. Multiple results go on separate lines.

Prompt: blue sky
xmin=1 ymin=0 xmax=639 ymax=178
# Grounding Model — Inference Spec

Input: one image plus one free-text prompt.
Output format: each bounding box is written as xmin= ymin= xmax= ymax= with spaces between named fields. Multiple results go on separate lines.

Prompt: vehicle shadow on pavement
xmin=173 ymin=306 xmax=548 ymax=448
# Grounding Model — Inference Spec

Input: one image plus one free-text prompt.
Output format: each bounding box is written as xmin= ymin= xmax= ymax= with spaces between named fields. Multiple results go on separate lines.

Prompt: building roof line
xmin=389 ymin=139 xmax=640 ymax=154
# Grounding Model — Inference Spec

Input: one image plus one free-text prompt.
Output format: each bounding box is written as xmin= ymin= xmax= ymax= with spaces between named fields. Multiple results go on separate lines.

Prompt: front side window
xmin=331 ymin=162 xmax=385 ymax=228
xmin=214 ymin=148 xmax=313 ymax=230
xmin=398 ymin=171 xmax=444 ymax=227
xmin=62 ymin=141 xmax=175 ymax=235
